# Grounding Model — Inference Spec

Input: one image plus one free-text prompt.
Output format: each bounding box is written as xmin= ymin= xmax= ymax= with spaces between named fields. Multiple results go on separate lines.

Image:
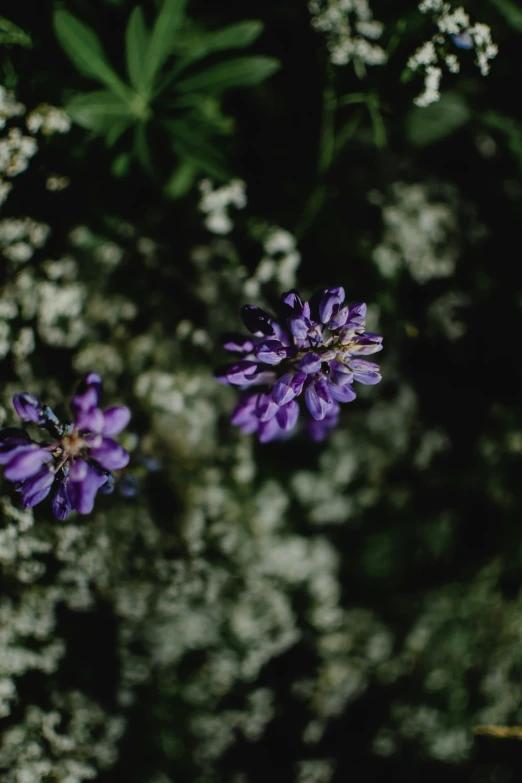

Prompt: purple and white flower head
xmin=215 ymin=287 xmax=383 ymax=442
xmin=0 ymin=373 xmax=131 ymax=519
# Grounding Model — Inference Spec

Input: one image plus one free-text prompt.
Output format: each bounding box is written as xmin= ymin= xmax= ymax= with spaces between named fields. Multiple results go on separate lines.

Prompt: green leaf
xmin=176 ymin=56 xmax=280 ymax=94
xmin=206 ymin=19 xmax=263 ymax=50
xmin=406 ymin=92 xmax=470 ymax=147
xmin=167 ymin=119 xmax=230 ymax=179
xmin=368 ymin=100 xmax=387 ymax=149
xmin=111 ymin=151 xmax=131 ymax=177
xmin=145 ymin=0 xmax=188 ymax=86
xmin=126 ymin=6 xmax=151 ymax=94
xmin=489 ymin=0 xmax=522 ymax=31
xmin=167 ymin=94 xmax=233 ymax=134
xmin=54 ymin=10 xmax=131 ymax=100
xmin=164 ymin=159 xmax=197 ymax=198
xmin=66 ymin=90 xmax=132 ymax=134
xmin=133 ymin=122 xmax=155 ymax=176
xmin=106 ymin=117 xmax=133 ymax=147
xmin=183 ymin=20 xmax=264 ymax=63
xmin=337 ymin=92 xmax=368 ymax=107
xmin=0 ymin=16 xmax=32 ymax=47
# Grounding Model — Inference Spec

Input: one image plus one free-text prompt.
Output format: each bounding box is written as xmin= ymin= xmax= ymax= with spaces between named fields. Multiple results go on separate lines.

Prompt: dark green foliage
xmin=53 ymin=1 xmax=279 ymax=195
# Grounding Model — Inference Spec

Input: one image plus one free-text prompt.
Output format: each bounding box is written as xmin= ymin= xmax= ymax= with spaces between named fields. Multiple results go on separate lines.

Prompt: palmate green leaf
xmin=167 ymin=94 xmax=233 ymax=134
xmin=179 ymin=20 xmax=264 ymax=63
xmin=126 ymin=6 xmax=150 ymax=94
xmin=145 ymin=0 xmax=188 ymax=87
xmin=166 ymin=119 xmax=230 ymax=180
xmin=66 ymin=90 xmax=132 ymax=136
xmin=54 ymin=10 xmax=130 ymax=101
xmin=176 ymin=56 xmax=280 ymax=94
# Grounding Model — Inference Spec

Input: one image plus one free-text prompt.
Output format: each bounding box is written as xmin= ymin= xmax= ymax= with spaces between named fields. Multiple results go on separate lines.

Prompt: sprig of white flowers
xmin=409 ymin=1 xmax=498 ymax=107
xmin=309 ymin=0 xmax=386 ymax=71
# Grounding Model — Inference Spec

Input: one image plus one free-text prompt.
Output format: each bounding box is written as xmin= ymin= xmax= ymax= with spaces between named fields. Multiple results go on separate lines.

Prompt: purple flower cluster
xmin=0 ymin=373 xmax=130 ymax=519
xmin=215 ymin=287 xmax=383 ymax=442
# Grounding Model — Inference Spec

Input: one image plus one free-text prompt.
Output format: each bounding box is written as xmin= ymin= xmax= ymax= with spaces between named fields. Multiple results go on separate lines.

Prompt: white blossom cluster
xmin=0 ymin=86 xmax=24 ymax=129
xmin=198 ymin=178 xmax=247 ymax=235
xmin=309 ymin=0 xmax=386 ymax=69
xmin=409 ymin=0 xmax=498 ymax=107
xmin=0 ymin=232 xmax=136 ymax=379
xmin=0 ymin=127 xmax=37 ymax=204
xmin=0 ymin=217 xmax=50 ymax=262
xmin=0 ymin=190 xmax=520 ymax=783
xmin=372 ymin=183 xmax=460 ymax=283
xmin=244 ymin=226 xmax=301 ymax=298
xmin=371 ymin=561 xmax=522 ymax=761
xmin=0 ymin=85 xmax=70 ymax=208
xmin=427 ymin=290 xmax=470 ymax=340
xmin=0 ymin=694 xmax=124 ymax=783
xmin=26 ymin=103 xmax=71 ymax=135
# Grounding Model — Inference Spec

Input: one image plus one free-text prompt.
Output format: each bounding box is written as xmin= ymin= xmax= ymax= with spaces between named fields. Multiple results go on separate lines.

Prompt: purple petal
xmin=328 ymin=381 xmax=356 ymax=402
xmin=348 ymin=358 xmax=380 ymax=372
xmin=99 ymin=475 xmax=115 ymax=494
xmin=349 ymin=334 xmax=383 ymax=355
xmin=315 ymin=378 xmax=332 ymax=404
xmin=255 ymin=392 xmax=278 ymax=422
xmin=305 ymin=382 xmax=333 ymax=421
xmin=227 ymin=361 xmax=260 ymax=385
xmin=0 ymin=427 xmax=30 ymax=446
xmin=13 ymin=393 xmax=43 ymax=425
xmin=231 ymin=394 xmax=258 ymax=427
xmin=69 ymin=459 xmax=88 ymax=482
xmin=319 ymin=287 xmax=345 ymax=324
xmin=74 ymin=407 xmax=104 ymax=433
xmin=275 ymin=399 xmax=299 ymax=431
xmin=299 ymin=352 xmax=322 ymax=374
xmin=308 ymin=288 xmax=328 ymax=321
xmin=328 ymin=360 xmax=354 ymax=386
xmin=288 ymin=315 xmax=310 ymax=340
xmin=272 ymin=372 xmax=306 ymax=406
xmin=215 ymin=360 xmax=260 ymax=386
xmin=20 ymin=468 xmax=54 ymax=509
xmin=4 ymin=447 xmax=52 ymax=482
xmin=328 ymin=307 xmax=349 ymax=331
xmin=254 ymin=339 xmax=287 ymax=366
xmin=306 ymin=404 xmax=340 ymax=441
xmin=68 ymin=460 xmax=101 ymax=515
xmin=0 ymin=429 xmax=32 ymax=464
xmin=338 ymin=324 xmax=358 ymax=343
xmin=70 ymin=373 xmax=102 ymax=414
xmin=221 ymin=333 xmax=255 ymax=354
xmin=241 ymin=305 xmax=275 ymax=337
xmin=353 ymin=370 xmax=382 ymax=385
xmin=52 ymin=481 xmax=72 ymax=520
xmin=346 ymin=303 xmax=367 ymax=325
xmin=280 ymin=290 xmax=304 ymax=313
xmin=88 ymin=436 xmax=130 ymax=470
xmin=258 ymin=417 xmax=284 ymax=443
xmin=102 ymin=406 xmax=131 ymax=436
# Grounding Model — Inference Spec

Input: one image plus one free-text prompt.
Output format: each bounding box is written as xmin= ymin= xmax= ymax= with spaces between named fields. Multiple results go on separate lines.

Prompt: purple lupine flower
xmin=216 ymin=287 xmax=383 ymax=442
xmin=0 ymin=373 xmax=131 ymax=519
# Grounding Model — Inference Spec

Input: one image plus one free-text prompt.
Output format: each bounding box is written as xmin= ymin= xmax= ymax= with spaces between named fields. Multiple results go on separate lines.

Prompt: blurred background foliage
xmin=1 ymin=0 xmax=522 ymax=782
